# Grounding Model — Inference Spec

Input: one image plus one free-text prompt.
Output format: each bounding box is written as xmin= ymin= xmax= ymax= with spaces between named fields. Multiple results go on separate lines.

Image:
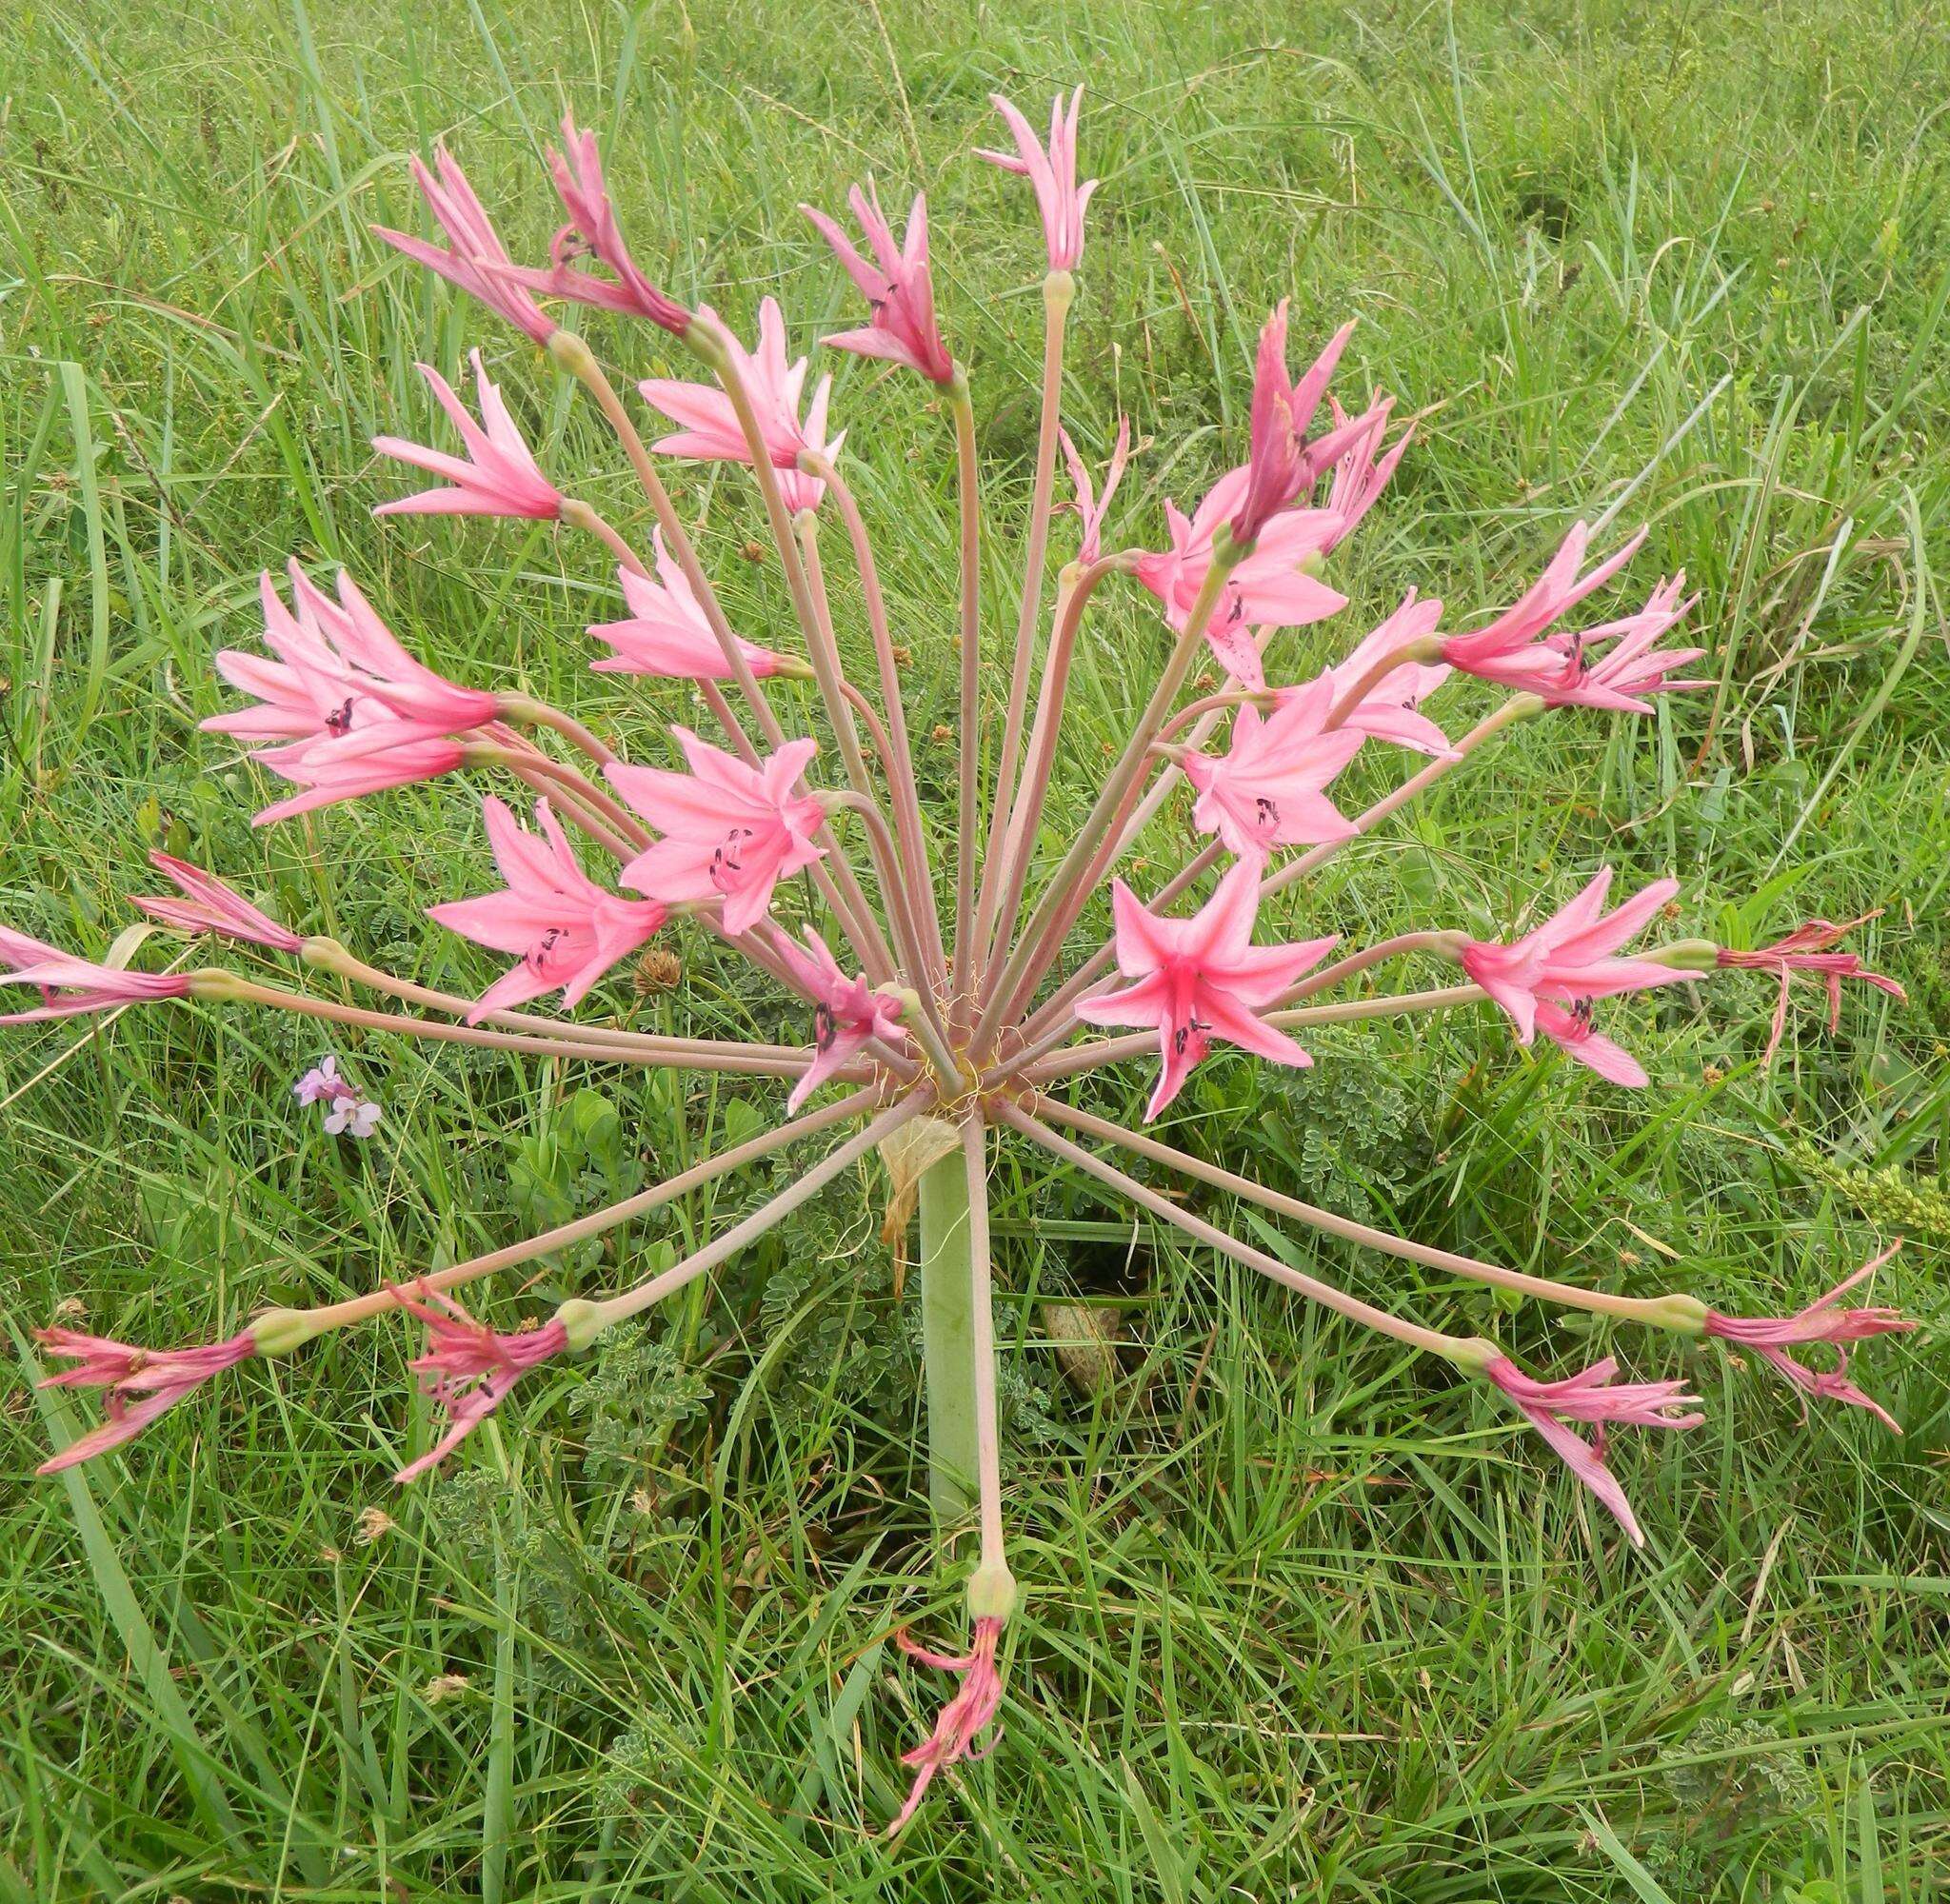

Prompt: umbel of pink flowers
xmin=11 ymin=90 xmax=1916 ymax=1835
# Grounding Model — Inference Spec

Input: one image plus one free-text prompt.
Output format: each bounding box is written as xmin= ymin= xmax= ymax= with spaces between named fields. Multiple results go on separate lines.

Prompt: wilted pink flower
xmin=1181 ymin=675 xmax=1363 ymax=861
xmin=608 ymin=728 xmax=826 ymax=936
xmin=1320 ymin=397 xmax=1410 ymax=553
xmin=1459 ymin=869 xmax=1684 ymax=1087
xmin=1076 ymin=863 xmax=1338 ymax=1119
xmin=800 ymin=183 xmax=954 ymax=384
xmin=1315 ymin=591 xmax=1452 ymax=756
xmin=1230 ymin=306 xmax=1365 ymax=546
xmin=1716 ymin=914 xmax=1906 ymax=1064
xmin=1482 ymin=1354 xmax=1702 ymax=1547
xmin=428 ymin=796 xmax=667 ymax=1021
xmin=770 ymin=927 xmax=906 ymax=1111
xmin=0 ymin=928 xmax=193 ymax=1022
xmin=393 ymin=1288 xmax=570 ymax=1482
xmin=587 ymin=531 xmax=793 ymax=682
xmin=34 ymin=1323 xmax=256 ymax=1473
xmin=135 ymin=853 xmax=304 ymax=953
xmin=1441 ymin=521 xmax=1646 ymax=672
xmin=1705 ymin=1243 xmax=1913 ymax=1432
xmin=888 ymin=1616 xmax=1005 ymax=1835
xmin=294 ymin=1054 xmax=383 ymax=1138
xmin=373 ymin=352 xmax=563 ymax=521
xmin=1135 ymin=466 xmax=1349 ymax=687
xmin=977 ymin=89 xmax=1097 ymax=272
xmin=1059 ymin=417 xmax=1131 ymax=565
xmin=641 ymin=298 xmax=844 ymax=513
xmin=371 ymin=147 xmax=554 ymax=346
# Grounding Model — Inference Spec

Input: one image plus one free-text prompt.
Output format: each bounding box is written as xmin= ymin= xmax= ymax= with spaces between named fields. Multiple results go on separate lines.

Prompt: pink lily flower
xmin=1455 ymin=573 xmax=1706 ymax=712
xmin=1482 ymin=1354 xmax=1703 ymax=1548
xmin=372 ymin=351 xmax=563 ymax=521
xmin=587 ymin=531 xmax=793 ymax=682
xmin=1075 ymin=863 xmax=1339 ymax=1120
xmin=607 ymin=728 xmax=827 ymax=936
xmin=1059 ymin=417 xmax=1131 ymax=565
xmin=1135 ymin=466 xmax=1350 ymax=687
xmin=1704 ymin=1243 xmax=1913 ymax=1432
xmin=135 ymin=852 xmax=305 ymax=952
xmin=888 ymin=1617 xmax=1005 ymax=1835
xmin=1231 ymin=306 xmax=1366 ymax=545
xmin=393 ymin=1288 xmax=570 ymax=1483
xmin=1716 ymin=914 xmax=1906 ymax=1064
xmin=770 ymin=927 xmax=906 ymax=1111
xmin=640 ymin=298 xmax=845 ymax=514
xmin=1441 ymin=521 xmax=1647 ymax=671
xmin=1314 ymin=591 xmax=1453 ymax=756
xmin=428 ymin=796 xmax=667 ymax=1021
xmin=294 ymin=1055 xmax=383 ymax=1138
xmin=34 ymin=1323 xmax=257 ymax=1473
xmin=1320 ymin=397 xmax=1411 ymax=554
xmin=978 ymin=89 xmax=1097 ymax=272
xmin=800 ymin=183 xmax=954 ymax=384
xmin=371 ymin=147 xmax=554 ymax=346
xmin=1181 ymin=674 xmax=1364 ymax=861
xmin=0 ymin=928 xmax=193 ymax=1022
xmin=1459 ymin=868 xmax=1685 ymax=1087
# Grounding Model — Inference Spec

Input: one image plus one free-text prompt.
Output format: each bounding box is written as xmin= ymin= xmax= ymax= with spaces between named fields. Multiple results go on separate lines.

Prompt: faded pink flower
xmin=1320 ymin=397 xmax=1410 ymax=554
xmin=371 ymin=147 xmax=554 ymax=346
xmin=1315 ymin=591 xmax=1453 ymax=757
xmin=135 ymin=853 xmax=304 ymax=952
xmin=393 ymin=1287 xmax=570 ymax=1482
xmin=800 ymin=183 xmax=954 ymax=384
xmin=1230 ymin=305 xmax=1365 ymax=545
xmin=1441 ymin=521 xmax=1646 ymax=672
xmin=34 ymin=1323 xmax=256 ymax=1473
xmin=1076 ymin=863 xmax=1338 ymax=1120
xmin=1459 ymin=869 xmax=1685 ymax=1087
xmin=1181 ymin=675 xmax=1363 ymax=861
xmin=770 ymin=927 xmax=905 ymax=1111
xmin=1705 ymin=1243 xmax=1913 ymax=1432
xmin=1059 ymin=417 xmax=1131 ymax=565
xmin=428 ymin=796 xmax=667 ymax=1021
xmin=373 ymin=351 xmax=563 ymax=521
xmin=1482 ymin=1354 xmax=1702 ymax=1547
xmin=294 ymin=1055 xmax=383 ymax=1138
xmin=587 ymin=531 xmax=792 ymax=682
xmin=640 ymin=298 xmax=844 ymax=514
xmin=1716 ymin=914 xmax=1906 ymax=1064
xmin=0 ymin=928 xmax=193 ymax=1022
xmin=888 ymin=1616 xmax=1005 ymax=1835
xmin=978 ymin=89 xmax=1097 ymax=272
xmin=607 ymin=728 xmax=827 ymax=936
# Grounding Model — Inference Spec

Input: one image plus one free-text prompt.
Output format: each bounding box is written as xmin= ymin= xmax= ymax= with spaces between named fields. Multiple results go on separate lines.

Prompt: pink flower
xmin=428 ymin=796 xmax=667 ymax=1021
xmin=1059 ymin=417 xmax=1131 ymax=565
xmin=887 ymin=1617 xmax=1005 ymax=1835
xmin=1135 ymin=466 xmax=1349 ymax=687
xmin=640 ymin=298 xmax=844 ymax=514
xmin=34 ymin=1323 xmax=256 ymax=1473
xmin=1441 ymin=521 xmax=1646 ymax=672
xmin=1459 ymin=869 xmax=1685 ymax=1087
xmin=607 ymin=728 xmax=827 ymax=936
xmin=1456 ymin=573 xmax=1706 ymax=712
xmin=371 ymin=147 xmax=554 ymax=346
xmin=1704 ymin=1243 xmax=1913 ymax=1433
xmin=372 ymin=351 xmax=563 ymax=521
xmin=392 ymin=1288 xmax=569 ymax=1483
xmin=770 ymin=928 xmax=906 ymax=1111
xmin=1482 ymin=1354 xmax=1703 ymax=1547
xmin=1715 ymin=913 xmax=1906 ymax=1064
xmin=1075 ymin=863 xmax=1339 ymax=1120
xmin=1320 ymin=397 xmax=1410 ymax=553
xmin=977 ymin=88 xmax=1097 ymax=271
xmin=294 ymin=1054 xmax=383 ymax=1138
xmin=1315 ymin=591 xmax=1453 ymax=757
xmin=0 ymin=928 xmax=193 ymax=1022
xmin=800 ymin=183 xmax=954 ymax=384
xmin=1231 ymin=305 xmax=1365 ymax=545
xmin=587 ymin=531 xmax=792 ymax=682
xmin=135 ymin=852 xmax=305 ymax=952
xmin=1181 ymin=675 xmax=1364 ymax=861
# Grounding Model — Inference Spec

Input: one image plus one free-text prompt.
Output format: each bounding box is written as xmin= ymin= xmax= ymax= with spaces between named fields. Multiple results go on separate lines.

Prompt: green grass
xmin=4 ymin=0 xmax=1949 ymax=1894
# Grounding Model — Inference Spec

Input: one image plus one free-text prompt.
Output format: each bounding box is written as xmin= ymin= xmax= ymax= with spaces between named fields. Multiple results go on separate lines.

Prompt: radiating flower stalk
xmin=15 ymin=95 xmax=1919 ymax=1835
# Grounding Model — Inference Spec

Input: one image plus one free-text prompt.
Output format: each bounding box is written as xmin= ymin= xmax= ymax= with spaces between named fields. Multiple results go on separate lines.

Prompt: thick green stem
xmin=916 ymin=1116 xmax=981 ymax=1522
